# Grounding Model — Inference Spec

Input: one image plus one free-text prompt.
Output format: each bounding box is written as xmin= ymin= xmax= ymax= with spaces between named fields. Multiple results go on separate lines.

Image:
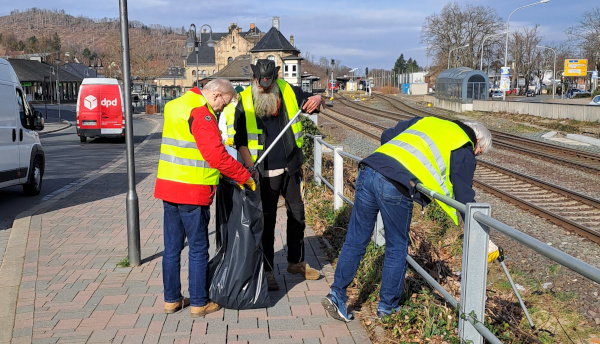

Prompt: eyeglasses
xmin=219 ymin=93 xmax=238 ymax=106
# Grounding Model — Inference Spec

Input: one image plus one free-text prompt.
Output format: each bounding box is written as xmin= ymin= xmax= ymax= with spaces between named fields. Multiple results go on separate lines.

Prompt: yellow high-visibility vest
xmin=240 ymin=79 xmax=303 ymax=162
xmin=157 ymin=90 xmax=220 ymax=185
xmin=222 ymin=102 xmax=236 ymax=142
xmin=375 ymin=117 xmax=474 ymax=225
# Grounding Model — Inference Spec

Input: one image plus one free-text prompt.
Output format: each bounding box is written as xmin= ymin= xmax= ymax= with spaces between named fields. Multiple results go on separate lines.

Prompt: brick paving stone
xmin=1 ymin=119 xmax=371 ymax=344
xmin=87 ymin=329 xmax=118 ymax=343
xmin=302 ymin=339 xmax=320 ymax=344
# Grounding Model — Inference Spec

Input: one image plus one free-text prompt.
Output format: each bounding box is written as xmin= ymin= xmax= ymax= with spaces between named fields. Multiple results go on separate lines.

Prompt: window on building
xmin=284 ymin=65 xmax=289 ymax=77
xmin=267 ymin=55 xmax=276 ymax=65
xmin=292 ymin=64 xmax=297 ymax=77
xmin=228 ymin=57 xmax=233 ymax=64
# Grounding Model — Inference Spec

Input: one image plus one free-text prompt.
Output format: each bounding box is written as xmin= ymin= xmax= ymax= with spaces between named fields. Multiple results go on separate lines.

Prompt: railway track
xmin=334 ymin=93 xmax=600 ymax=174
xmin=319 ymin=107 xmax=600 ymax=244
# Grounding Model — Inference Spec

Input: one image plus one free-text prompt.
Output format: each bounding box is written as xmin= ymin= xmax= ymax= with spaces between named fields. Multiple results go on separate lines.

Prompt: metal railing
xmin=308 ymin=133 xmax=600 ymax=344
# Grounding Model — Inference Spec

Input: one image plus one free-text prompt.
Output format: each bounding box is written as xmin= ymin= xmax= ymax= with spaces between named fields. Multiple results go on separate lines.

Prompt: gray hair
xmin=463 ymin=121 xmax=492 ymax=153
xmin=203 ymin=79 xmax=236 ymax=97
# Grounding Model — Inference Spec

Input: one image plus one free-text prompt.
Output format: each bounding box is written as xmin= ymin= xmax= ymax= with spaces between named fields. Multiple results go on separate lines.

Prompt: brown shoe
xmin=164 ymin=297 xmax=190 ymax=314
xmin=266 ymin=271 xmax=280 ymax=291
xmin=287 ymin=262 xmax=320 ymax=280
xmin=190 ymin=301 xmax=221 ymax=318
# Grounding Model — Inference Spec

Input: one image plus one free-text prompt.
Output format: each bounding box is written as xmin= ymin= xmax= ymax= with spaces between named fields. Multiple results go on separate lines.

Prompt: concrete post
xmin=333 ymin=146 xmax=344 ymax=211
xmin=314 ymin=135 xmax=322 ymax=186
xmin=458 ymin=203 xmax=491 ymax=343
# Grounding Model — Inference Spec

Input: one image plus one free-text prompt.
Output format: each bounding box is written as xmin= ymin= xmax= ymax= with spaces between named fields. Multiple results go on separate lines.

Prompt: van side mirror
xmin=32 ymin=110 xmax=44 ymax=131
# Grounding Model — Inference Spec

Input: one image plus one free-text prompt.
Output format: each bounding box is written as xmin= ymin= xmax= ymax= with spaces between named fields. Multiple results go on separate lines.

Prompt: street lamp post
xmin=187 ymin=24 xmax=215 ymax=88
xmin=330 ymin=59 xmax=335 ymax=104
xmin=480 ymin=32 xmax=507 ymax=70
xmin=503 ymin=0 xmax=550 ymax=100
xmin=448 ymin=44 xmax=470 ymax=69
xmin=536 ymin=45 xmax=556 ymax=99
xmin=54 ymin=53 xmax=61 ymax=123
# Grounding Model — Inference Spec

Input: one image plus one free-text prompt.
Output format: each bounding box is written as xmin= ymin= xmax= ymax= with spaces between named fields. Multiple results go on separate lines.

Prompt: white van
xmin=0 ymin=58 xmax=45 ymax=195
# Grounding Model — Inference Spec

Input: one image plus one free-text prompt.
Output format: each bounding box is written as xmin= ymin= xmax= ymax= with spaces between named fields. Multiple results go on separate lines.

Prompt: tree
xmin=421 ymin=2 xmax=503 ymax=69
xmin=49 ymin=32 xmax=61 ymax=52
xmin=568 ymin=7 xmax=600 ymax=72
xmin=393 ymin=54 xmax=406 ymax=75
xmin=509 ymin=25 xmax=542 ymax=94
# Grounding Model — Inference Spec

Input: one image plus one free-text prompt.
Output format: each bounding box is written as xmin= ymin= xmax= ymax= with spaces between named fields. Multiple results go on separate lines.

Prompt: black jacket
xmin=361 ymin=117 xmax=478 ymax=217
xmin=233 ymin=82 xmax=316 ymax=176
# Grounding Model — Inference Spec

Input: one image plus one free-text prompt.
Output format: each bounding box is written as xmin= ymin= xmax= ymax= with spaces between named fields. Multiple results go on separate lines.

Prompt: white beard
xmin=251 ymin=79 xmax=280 ymax=118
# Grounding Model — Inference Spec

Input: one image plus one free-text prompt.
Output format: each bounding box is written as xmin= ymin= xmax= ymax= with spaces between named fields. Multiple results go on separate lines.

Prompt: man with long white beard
xmin=233 ymin=59 xmax=324 ymax=291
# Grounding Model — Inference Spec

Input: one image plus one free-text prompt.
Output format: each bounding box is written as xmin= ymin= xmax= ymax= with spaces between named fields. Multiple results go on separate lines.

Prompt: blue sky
xmin=2 ymin=0 xmax=595 ymax=74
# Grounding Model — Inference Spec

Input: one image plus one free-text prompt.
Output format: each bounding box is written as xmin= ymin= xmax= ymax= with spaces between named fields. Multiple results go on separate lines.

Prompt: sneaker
xmin=190 ymin=301 xmax=221 ymax=318
xmin=164 ymin=297 xmax=190 ymax=314
xmin=376 ymin=310 xmax=389 ymax=321
xmin=376 ymin=306 xmax=401 ymax=321
xmin=321 ymin=293 xmax=353 ymax=322
xmin=287 ymin=262 xmax=320 ymax=280
xmin=266 ymin=271 xmax=280 ymax=291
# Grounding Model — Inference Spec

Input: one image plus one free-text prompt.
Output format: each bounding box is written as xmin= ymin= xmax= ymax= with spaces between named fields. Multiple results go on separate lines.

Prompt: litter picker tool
xmin=496 ymin=247 xmax=535 ymax=329
xmin=253 ymin=102 xmax=306 ymax=168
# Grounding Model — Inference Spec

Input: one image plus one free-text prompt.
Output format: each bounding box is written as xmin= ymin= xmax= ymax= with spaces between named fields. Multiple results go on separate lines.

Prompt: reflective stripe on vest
xmin=222 ymin=103 xmax=236 ymax=140
xmin=374 ymin=117 xmax=473 ymax=224
xmin=157 ymin=90 xmax=220 ymax=185
xmin=240 ymin=79 xmax=303 ymax=162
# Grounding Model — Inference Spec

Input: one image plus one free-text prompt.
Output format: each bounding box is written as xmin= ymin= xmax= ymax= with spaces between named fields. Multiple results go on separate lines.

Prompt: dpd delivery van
xmin=0 ymin=58 xmax=45 ymax=195
xmin=76 ymin=78 xmax=125 ymax=142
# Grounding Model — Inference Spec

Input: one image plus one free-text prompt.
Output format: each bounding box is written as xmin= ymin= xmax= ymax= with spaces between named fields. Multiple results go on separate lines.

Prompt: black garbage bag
xmin=208 ymin=177 xmax=270 ymax=309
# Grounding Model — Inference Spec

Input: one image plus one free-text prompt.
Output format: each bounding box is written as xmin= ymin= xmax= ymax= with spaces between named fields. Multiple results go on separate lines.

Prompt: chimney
xmin=290 ymin=35 xmax=294 ymax=46
xmin=272 ymin=16 xmax=280 ymax=31
xmin=250 ymin=23 xmax=255 ymax=30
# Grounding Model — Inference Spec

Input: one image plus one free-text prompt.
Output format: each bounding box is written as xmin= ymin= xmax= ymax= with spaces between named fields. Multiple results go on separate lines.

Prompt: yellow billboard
xmin=563 ymin=59 xmax=588 ymax=76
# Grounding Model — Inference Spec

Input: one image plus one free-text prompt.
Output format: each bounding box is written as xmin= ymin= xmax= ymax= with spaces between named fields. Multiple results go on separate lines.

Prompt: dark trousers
xmin=261 ymin=170 xmax=305 ymax=272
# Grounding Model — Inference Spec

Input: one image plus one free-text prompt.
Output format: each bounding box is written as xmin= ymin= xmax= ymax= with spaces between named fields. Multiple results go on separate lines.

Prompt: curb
xmin=0 ymin=114 xmax=161 ymax=342
xmin=38 ymin=120 xmax=71 ymax=135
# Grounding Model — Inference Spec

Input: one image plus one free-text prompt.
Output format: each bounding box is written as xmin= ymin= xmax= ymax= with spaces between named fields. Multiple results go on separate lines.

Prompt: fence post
xmin=458 ymin=203 xmax=491 ymax=344
xmin=371 ymin=212 xmax=385 ymax=246
xmin=314 ymin=135 xmax=322 ymax=186
xmin=333 ymin=146 xmax=344 ymax=211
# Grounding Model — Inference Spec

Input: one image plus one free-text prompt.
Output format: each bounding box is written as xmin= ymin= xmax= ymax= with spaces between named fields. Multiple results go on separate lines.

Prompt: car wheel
xmin=80 ymin=135 xmax=86 ymax=143
xmin=23 ymin=157 xmax=43 ymax=196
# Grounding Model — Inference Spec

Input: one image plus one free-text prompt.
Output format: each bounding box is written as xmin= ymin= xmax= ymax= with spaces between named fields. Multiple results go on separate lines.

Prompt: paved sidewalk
xmin=0 ymin=115 xmax=371 ymax=344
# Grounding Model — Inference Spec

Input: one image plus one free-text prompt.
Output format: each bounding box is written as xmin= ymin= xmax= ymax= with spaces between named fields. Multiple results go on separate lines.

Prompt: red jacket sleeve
xmin=190 ymin=106 xmax=250 ymax=184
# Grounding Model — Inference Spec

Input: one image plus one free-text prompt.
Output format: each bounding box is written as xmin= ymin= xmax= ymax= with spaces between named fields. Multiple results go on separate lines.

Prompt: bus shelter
xmin=436 ymin=67 xmax=489 ymax=103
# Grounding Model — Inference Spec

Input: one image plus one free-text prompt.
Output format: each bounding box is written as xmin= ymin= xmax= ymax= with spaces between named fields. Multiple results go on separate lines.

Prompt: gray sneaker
xmin=266 ymin=271 xmax=280 ymax=291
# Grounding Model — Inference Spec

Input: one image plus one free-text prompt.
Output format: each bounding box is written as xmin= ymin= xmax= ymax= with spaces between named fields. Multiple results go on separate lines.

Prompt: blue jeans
xmin=162 ymin=201 xmax=211 ymax=307
xmin=330 ymin=165 xmax=413 ymax=313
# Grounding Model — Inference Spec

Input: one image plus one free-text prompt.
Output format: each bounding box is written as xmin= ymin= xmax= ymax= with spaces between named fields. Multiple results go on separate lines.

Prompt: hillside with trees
xmin=0 ymin=8 xmax=186 ymax=82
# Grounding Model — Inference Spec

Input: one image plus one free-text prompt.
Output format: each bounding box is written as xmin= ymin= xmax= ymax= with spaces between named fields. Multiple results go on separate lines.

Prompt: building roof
xmin=437 ymin=67 xmax=487 ymax=82
xmin=156 ymin=66 xmax=186 ymax=80
xmin=186 ymin=44 xmax=217 ymax=66
xmin=62 ymin=62 xmax=99 ymax=79
xmin=8 ymin=59 xmax=82 ymax=83
xmin=209 ymin=55 xmax=253 ymax=81
xmin=250 ymin=27 xmax=299 ymax=54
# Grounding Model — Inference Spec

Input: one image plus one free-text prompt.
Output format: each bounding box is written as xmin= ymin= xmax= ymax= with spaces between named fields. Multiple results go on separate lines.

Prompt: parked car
xmin=566 ymin=88 xmax=583 ymax=99
xmin=526 ymin=90 xmax=535 ymax=97
xmin=589 ymin=95 xmax=600 ymax=106
xmin=491 ymin=90 xmax=503 ymax=100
